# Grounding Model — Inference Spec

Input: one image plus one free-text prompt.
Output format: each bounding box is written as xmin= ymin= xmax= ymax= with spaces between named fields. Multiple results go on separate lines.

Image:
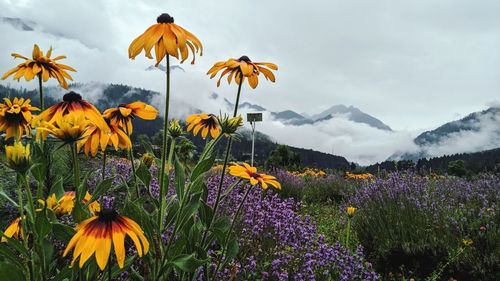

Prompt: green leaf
xmin=30 ymin=163 xmax=45 ymax=184
xmin=190 ymin=153 xmax=215 ymax=182
xmin=52 ymin=266 xmax=73 ymax=281
xmin=212 ymin=217 xmax=231 ymax=244
xmin=35 ymin=212 xmax=52 ymax=240
xmin=199 ymin=201 xmax=214 ymax=227
xmin=225 ymin=238 xmax=239 ymax=262
xmin=0 ymin=188 xmax=17 ymax=207
xmin=169 ymin=253 xmax=207 ymax=272
xmin=174 ymin=158 xmax=186 ymax=200
xmin=0 ymin=230 xmax=28 ymax=257
xmin=86 ymin=178 xmax=113 ymax=205
xmin=136 ymin=163 xmax=151 ymax=189
xmin=0 ymin=244 xmax=24 ymax=271
xmin=52 ymin=223 xmax=75 ymax=242
xmin=48 ymin=176 xmax=65 ymax=198
xmin=0 ymin=261 xmax=25 ymax=280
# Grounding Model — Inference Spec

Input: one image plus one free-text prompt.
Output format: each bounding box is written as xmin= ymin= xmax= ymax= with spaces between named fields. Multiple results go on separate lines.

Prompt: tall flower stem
xmin=16 ymin=174 xmax=33 ymax=281
xmin=212 ymin=185 xmax=253 ymax=279
xmin=102 ymin=150 xmax=107 ymax=181
xmin=158 ymin=54 xmax=171 ymax=232
xmin=37 ymin=74 xmax=44 ymax=110
xmin=201 ymin=75 xmax=243 ymax=248
xmin=345 ymin=217 xmax=351 ymax=249
xmin=125 ymin=126 xmax=139 ymax=197
xmin=71 ymin=143 xmax=80 ymax=195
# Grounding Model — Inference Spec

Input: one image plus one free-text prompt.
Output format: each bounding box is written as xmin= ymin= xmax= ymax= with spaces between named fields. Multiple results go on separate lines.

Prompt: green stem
xmin=37 ymin=74 xmax=44 ymax=110
xmin=102 ymin=150 xmax=107 ymax=181
xmin=212 ymin=185 xmax=253 ymax=279
xmin=159 ymin=54 xmax=171 ymax=232
xmin=16 ymin=174 xmax=33 ymax=281
xmin=345 ymin=218 xmax=351 ymax=249
xmin=71 ymin=144 xmax=80 ymax=195
xmin=201 ymin=74 xmax=243 ymax=249
xmin=125 ymin=126 xmax=139 ymax=197
xmin=108 ymin=255 xmax=112 ymax=281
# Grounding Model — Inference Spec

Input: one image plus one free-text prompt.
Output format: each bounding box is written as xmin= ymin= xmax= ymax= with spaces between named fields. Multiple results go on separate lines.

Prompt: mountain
xmin=391 ymin=107 xmax=500 ymax=161
xmin=414 ymin=107 xmax=500 ymax=146
xmin=270 ymin=110 xmax=313 ymax=125
xmin=1 ymin=17 xmax=35 ymax=31
xmin=312 ymin=105 xmax=392 ymax=131
xmin=0 ymin=83 xmax=350 ymax=169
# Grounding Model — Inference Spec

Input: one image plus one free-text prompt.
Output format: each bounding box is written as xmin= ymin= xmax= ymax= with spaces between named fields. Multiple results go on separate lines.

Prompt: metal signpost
xmin=247 ymin=113 xmax=263 ymax=166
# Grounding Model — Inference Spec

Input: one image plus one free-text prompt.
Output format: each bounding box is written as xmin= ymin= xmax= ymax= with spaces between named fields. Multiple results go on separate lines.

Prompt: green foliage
xmin=447 ymin=160 xmax=467 ymax=177
xmin=265 ymin=144 xmax=301 ymax=170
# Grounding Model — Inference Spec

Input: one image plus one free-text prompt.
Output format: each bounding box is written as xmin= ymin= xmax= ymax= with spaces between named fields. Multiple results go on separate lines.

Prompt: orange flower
xmin=207 ymin=56 xmax=277 ymax=89
xmin=34 ymin=92 xmax=108 ymax=133
xmin=103 ymin=102 xmax=158 ymax=134
xmin=77 ymin=122 xmax=132 ymax=156
xmin=129 ymin=13 xmax=203 ymax=65
xmin=0 ymin=97 xmax=39 ymax=140
xmin=1 ymin=217 xmax=23 ymax=242
xmin=63 ymin=209 xmax=149 ymax=270
xmin=1 ymin=44 xmax=76 ymax=89
xmin=185 ymin=113 xmax=220 ymax=139
xmin=229 ymin=163 xmax=281 ymax=190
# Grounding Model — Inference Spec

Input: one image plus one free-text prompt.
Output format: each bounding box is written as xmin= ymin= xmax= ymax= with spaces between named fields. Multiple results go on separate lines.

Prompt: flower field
xmin=0 ymin=11 xmax=498 ymax=281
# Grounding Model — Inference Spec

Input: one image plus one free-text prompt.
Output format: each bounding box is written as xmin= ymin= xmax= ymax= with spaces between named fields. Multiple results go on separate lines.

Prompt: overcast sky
xmin=1 ymin=0 xmax=499 ymax=163
xmin=1 ymin=0 xmax=499 ymax=130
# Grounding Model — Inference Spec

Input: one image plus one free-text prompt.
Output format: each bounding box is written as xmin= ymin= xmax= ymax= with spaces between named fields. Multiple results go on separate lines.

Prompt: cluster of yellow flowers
xmin=0 ymin=11 xmax=280 ymax=274
xmin=292 ymin=168 xmax=327 ymax=178
xmin=345 ymin=171 xmax=373 ymax=180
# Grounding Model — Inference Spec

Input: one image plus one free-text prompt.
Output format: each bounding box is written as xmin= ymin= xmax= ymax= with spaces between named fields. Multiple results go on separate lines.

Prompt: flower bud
xmin=141 ymin=152 xmax=155 ymax=168
xmin=168 ymin=119 xmax=183 ymax=138
xmin=5 ymin=142 xmax=31 ymax=173
xmin=220 ymin=115 xmax=243 ymax=136
xmin=347 ymin=206 xmax=357 ymax=217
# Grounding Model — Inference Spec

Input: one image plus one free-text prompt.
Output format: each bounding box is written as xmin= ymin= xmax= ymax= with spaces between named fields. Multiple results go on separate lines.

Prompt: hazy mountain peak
xmin=312 ymin=104 xmax=392 ymax=131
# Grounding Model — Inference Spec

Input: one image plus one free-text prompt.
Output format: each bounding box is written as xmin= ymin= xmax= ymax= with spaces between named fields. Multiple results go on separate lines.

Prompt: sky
xmin=0 ymin=0 xmax=499 ymax=164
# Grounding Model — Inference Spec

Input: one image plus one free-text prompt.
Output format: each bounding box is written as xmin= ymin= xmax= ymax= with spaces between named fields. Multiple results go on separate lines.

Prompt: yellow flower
xmin=207 ymin=56 xmax=278 ymax=89
xmin=5 ymin=142 xmax=31 ymax=172
xmin=128 ymin=13 xmax=203 ymax=65
xmin=347 ymin=206 xmax=357 ymax=217
xmin=103 ymin=102 xmax=158 ymax=135
xmin=37 ymin=112 xmax=91 ymax=143
xmin=1 ymin=217 xmax=23 ymax=242
xmin=76 ymin=125 xmax=109 ymax=157
xmin=34 ymin=92 xmax=108 ymax=133
xmin=1 ymin=44 xmax=76 ymax=89
xmin=462 ymin=239 xmax=473 ymax=247
xmin=229 ymin=163 xmax=281 ymax=190
xmin=186 ymin=113 xmax=220 ymax=139
xmin=345 ymin=172 xmax=373 ymax=180
xmin=0 ymin=97 xmax=39 ymax=140
xmin=63 ymin=209 xmax=149 ymax=270
xmin=51 ymin=191 xmax=100 ymax=216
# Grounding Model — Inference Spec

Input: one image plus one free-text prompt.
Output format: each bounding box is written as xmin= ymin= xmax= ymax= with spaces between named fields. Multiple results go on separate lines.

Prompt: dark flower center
xmin=238 ymin=56 xmax=251 ymax=62
xmin=157 ymin=13 xmax=174 ymax=23
xmin=248 ymin=171 xmax=261 ymax=179
xmin=63 ymin=92 xmax=82 ymax=102
xmin=98 ymin=208 xmax=118 ymax=222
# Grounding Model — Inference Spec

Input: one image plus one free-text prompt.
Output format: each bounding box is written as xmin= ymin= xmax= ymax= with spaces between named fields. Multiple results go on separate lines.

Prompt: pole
xmin=251 ymin=121 xmax=256 ymax=166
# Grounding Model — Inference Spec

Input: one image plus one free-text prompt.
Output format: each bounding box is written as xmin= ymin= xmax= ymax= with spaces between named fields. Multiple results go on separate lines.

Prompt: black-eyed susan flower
xmin=129 ymin=13 xmax=203 ymax=65
xmin=207 ymin=56 xmax=278 ymax=89
xmin=49 ymin=191 xmax=100 ymax=216
xmin=37 ymin=112 xmax=91 ymax=143
xmin=5 ymin=142 xmax=31 ymax=173
xmin=228 ymin=163 xmax=281 ymax=190
xmin=0 ymin=97 xmax=39 ymax=140
xmin=1 ymin=217 xmax=23 ymax=242
xmin=34 ymin=92 xmax=108 ymax=132
xmin=103 ymin=102 xmax=158 ymax=135
xmin=107 ymin=123 xmax=132 ymax=152
xmin=76 ymin=125 xmax=110 ymax=157
xmin=63 ymin=209 xmax=149 ymax=270
xmin=186 ymin=113 xmax=220 ymax=139
xmin=1 ymin=44 xmax=76 ymax=89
